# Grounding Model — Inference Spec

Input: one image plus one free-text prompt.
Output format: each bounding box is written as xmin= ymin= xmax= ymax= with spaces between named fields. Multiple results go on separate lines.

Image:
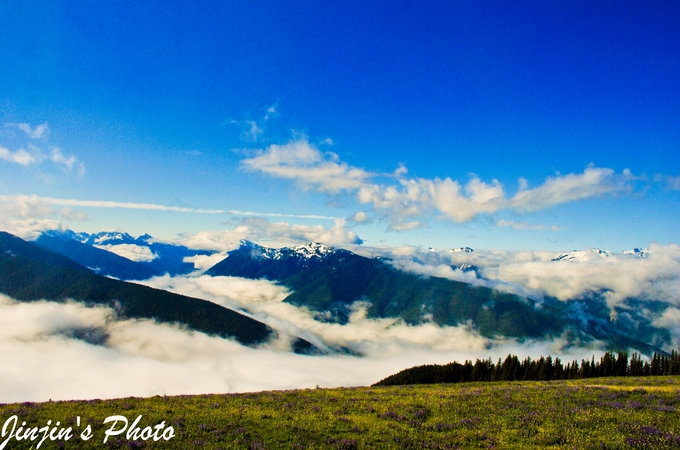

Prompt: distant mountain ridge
xmin=209 ymin=242 xmax=557 ymax=334
xmin=36 ymin=229 xmax=215 ymax=279
xmin=206 ymin=240 xmax=336 ymax=280
xmin=205 ymin=240 xmax=669 ymax=355
xmin=0 ymin=231 xmax=319 ymax=353
xmin=28 ymin=230 xmax=668 ymax=355
xmin=35 ymin=233 xmax=160 ymax=280
xmin=551 ymin=248 xmax=649 ymax=262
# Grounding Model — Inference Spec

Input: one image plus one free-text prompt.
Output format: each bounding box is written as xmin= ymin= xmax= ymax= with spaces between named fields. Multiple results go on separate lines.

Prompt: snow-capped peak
xmin=623 ymin=248 xmax=649 ymax=258
xmin=449 ymin=247 xmax=474 ymax=253
xmin=235 ymin=240 xmax=334 ymax=261
xmin=552 ymin=247 xmax=650 ymax=262
xmin=41 ymin=228 xmax=90 ymax=243
xmin=551 ymin=248 xmax=613 ymax=262
xmin=85 ymin=231 xmax=138 ymax=246
xmin=291 ymin=242 xmax=333 ymax=259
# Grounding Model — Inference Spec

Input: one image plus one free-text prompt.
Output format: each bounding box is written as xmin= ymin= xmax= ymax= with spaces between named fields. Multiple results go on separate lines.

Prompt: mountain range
xmin=0 ymin=231 xmax=317 ymax=353
xmin=36 ymin=229 xmax=215 ymax=279
xmin=203 ymin=241 xmax=667 ymax=354
xmin=1 ymin=229 xmax=673 ymax=356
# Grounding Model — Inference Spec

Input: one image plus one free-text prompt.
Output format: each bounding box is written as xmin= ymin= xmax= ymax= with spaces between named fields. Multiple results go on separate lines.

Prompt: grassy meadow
xmin=1 ymin=376 xmax=679 ymax=449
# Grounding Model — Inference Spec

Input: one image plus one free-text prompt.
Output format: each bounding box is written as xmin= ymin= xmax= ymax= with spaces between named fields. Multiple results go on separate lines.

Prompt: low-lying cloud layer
xmin=0 ymin=275 xmax=600 ymax=403
xmin=374 ymin=243 xmax=680 ymax=313
xmin=94 ymin=243 xmax=159 ymax=262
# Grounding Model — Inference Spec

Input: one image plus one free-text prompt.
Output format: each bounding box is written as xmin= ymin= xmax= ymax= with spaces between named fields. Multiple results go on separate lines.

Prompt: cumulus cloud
xmin=242 ymin=138 xmax=371 ymax=193
xmin=241 ymin=138 xmax=636 ymax=230
xmin=0 ymin=146 xmax=36 ymax=166
xmin=508 ymin=167 xmax=634 ymax=211
xmin=0 ymin=195 xmax=88 ymax=240
xmin=349 ymin=211 xmax=370 ymax=224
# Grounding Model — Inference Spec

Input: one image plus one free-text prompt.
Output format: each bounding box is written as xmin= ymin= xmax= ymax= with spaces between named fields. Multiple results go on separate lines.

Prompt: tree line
xmin=374 ymin=350 xmax=680 ymax=386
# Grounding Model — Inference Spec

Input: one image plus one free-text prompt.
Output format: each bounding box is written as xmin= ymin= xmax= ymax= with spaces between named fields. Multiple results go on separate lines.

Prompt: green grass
xmin=2 ymin=377 xmax=680 ymax=449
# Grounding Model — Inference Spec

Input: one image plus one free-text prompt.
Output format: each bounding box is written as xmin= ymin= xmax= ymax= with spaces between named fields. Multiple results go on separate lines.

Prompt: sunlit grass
xmin=1 ymin=376 xmax=679 ymax=448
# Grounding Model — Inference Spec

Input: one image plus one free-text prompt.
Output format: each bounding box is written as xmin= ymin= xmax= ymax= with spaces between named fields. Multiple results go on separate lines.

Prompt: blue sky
xmin=0 ymin=1 xmax=678 ymax=251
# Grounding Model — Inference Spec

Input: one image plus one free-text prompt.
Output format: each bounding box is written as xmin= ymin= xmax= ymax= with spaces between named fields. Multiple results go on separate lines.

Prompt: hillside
xmin=0 ymin=232 xmax=273 ymax=346
xmin=285 ymin=251 xmax=558 ymax=338
xmin=1 ymin=376 xmax=678 ymax=448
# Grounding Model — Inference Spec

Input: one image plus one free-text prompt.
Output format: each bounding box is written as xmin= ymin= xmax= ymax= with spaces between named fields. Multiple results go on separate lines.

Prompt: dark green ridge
xmin=0 ymin=231 xmax=272 ymax=345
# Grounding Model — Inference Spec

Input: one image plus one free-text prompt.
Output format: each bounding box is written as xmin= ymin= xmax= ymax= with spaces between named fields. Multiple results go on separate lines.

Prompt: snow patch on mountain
xmin=551 ymin=249 xmax=614 ymax=262
xmin=623 ymin=248 xmax=649 ymax=258
xmin=449 ymin=247 xmax=474 ymax=254
xmin=238 ymin=240 xmax=334 ymax=261
xmin=291 ymin=242 xmax=333 ymax=259
xmin=552 ymin=248 xmax=650 ymax=262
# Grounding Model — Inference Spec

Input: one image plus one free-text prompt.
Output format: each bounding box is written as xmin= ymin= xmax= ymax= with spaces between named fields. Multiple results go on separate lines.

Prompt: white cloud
xmin=0 ymin=289 xmax=598 ymax=404
xmin=183 ymin=252 xmax=230 ymax=271
xmin=508 ymin=166 xmax=632 ymax=212
xmin=230 ymin=103 xmax=279 ymax=142
xmin=349 ymin=211 xmax=370 ymax=223
xmin=177 ymin=217 xmax=361 ymax=251
xmin=496 ymin=219 xmax=559 ymax=231
xmin=1 ymin=122 xmax=84 ymax=175
xmin=177 ymin=226 xmax=251 ymax=252
xmin=0 ymin=195 xmax=339 ymax=222
xmin=240 ymin=217 xmax=362 ymax=246
xmin=241 ymin=138 xmax=635 ymax=230
xmin=653 ymin=307 xmax=680 ymax=348
xmin=94 ymin=244 xmax=158 ymax=262
xmin=365 ymin=243 xmax=680 ymax=312
xmin=5 ymin=122 xmax=50 ymax=140
xmin=0 ymin=195 xmax=88 ymax=240
xmin=140 ymin=274 xmax=494 ymax=356
xmin=241 ymin=138 xmax=371 ymax=193
xmin=50 ymin=147 xmax=86 ymax=177
xmin=0 ymin=146 xmax=35 ymax=166
xmin=656 ymin=174 xmax=680 ymax=191
xmin=481 ymin=243 xmax=680 ymax=309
